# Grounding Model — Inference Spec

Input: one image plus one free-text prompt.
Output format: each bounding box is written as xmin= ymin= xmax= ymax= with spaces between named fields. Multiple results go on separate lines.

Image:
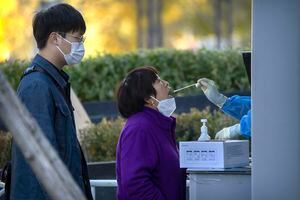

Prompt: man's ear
xmin=49 ymin=32 xmax=60 ymax=46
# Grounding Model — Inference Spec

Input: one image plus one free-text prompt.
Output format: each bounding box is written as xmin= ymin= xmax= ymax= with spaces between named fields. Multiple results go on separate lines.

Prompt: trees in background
xmin=179 ymin=0 xmax=251 ymax=49
xmin=0 ymin=0 xmax=251 ymax=61
xmin=135 ymin=0 xmax=163 ymax=49
xmin=0 ymin=0 xmax=38 ymax=60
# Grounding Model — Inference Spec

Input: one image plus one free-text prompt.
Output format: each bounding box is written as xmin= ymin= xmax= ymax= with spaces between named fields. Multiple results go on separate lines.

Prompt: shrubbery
xmin=0 ymin=49 xmax=249 ymax=101
xmin=79 ymin=118 xmax=124 ymax=162
xmin=0 ymin=108 xmax=240 ymax=165
xmin=0 ymin=48 xmax=248 ymax=165
xmin=175 ymin=108 xmax=238 ymax=141
xmin=0 ymin=132 xmax=11 ymax=168
xmin=79 ymin=108 xmax=239 ymax=162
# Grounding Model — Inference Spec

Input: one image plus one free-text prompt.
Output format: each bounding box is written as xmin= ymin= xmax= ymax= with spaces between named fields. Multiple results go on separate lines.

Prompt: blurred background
xmin=0 ymin=0 xmax=251 ymax=61
xmin=0 ymin=0 xmax=252 ymax=158
xmin=0 ymin=2 xmax=252 ymax=198
xmin=2 ymin=2 xmax=300 ymax=199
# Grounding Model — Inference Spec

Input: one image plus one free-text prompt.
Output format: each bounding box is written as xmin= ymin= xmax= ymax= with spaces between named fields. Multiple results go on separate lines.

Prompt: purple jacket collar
xmin=142 ymin=106 xmax=176 ymax=132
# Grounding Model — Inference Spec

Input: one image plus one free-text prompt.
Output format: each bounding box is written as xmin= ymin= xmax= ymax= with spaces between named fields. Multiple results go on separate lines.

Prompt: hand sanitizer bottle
xmin=198 ymin=119 xmax=211 ymax=141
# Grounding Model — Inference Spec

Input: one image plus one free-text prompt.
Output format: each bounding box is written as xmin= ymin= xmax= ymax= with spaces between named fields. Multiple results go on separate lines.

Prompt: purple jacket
xmin=116 ymin=107 xmax=186 ymax=200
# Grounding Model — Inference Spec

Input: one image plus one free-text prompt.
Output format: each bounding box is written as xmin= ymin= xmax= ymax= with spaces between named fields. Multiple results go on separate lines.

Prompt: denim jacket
xmin=10 ymin=54 xmax=92 ymax=200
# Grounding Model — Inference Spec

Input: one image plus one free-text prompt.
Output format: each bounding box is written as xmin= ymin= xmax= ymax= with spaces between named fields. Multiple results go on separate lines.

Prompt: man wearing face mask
xmin=10 ymin=4 xmax=93 ymax=200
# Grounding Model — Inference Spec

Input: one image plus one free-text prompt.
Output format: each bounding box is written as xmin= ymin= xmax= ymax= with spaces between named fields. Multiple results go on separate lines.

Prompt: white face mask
xmin=56 ymin=36 xmax=85 ymax=65
xmin=151 ymin=96 xmax=176 ymax=117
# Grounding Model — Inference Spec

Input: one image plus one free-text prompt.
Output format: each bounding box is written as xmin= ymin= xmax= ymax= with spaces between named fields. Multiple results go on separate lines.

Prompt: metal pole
xmin=252 ymin=0 xmax=300 ymax=199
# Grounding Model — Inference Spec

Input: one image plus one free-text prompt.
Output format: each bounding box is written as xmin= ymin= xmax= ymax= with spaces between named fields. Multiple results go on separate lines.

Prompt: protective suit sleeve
xmin=240 ymin=110 xmax=251 ymax=138
xmin=221 ymin=95 xmax=251 ymax=120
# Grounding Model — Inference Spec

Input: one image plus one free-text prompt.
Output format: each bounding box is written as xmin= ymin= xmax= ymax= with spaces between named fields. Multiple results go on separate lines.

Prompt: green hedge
xmin=0 ymin=108 xmax=240 ymax=165
xmin=0 ymin=60 xmax=29 ymax=91
xmin=176 ymin=108 xmax=239 ymax=141
xmin=0 ymin=49 xmax=249 ymax=101
xmin=79 ymin=118 xmax=124 ymax=162
xmin=0 ymin=132 xmax=11 ymax=168
xmin=79 ymin=108 xmax=239 ymax=162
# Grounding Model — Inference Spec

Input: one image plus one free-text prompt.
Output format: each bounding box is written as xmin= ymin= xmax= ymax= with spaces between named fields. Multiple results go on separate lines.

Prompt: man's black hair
xmin=32 ymin=3 xmax=86 ymax=49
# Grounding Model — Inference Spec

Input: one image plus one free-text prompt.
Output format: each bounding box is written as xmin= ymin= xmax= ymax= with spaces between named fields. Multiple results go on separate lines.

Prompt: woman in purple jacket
xmin=116 ymin=66 xmax=186 ymax=200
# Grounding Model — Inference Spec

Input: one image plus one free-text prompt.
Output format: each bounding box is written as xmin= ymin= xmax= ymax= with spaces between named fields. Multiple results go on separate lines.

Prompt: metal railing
xmin=0 ymin=179 xmax=190 ymax=199
xmin=89 ymin=179 xmax=117 ymax=199
xmin=89 ymin=179 xmax=190 ymax=200
xmin=0 ymin=180 xmax=117 ymax=199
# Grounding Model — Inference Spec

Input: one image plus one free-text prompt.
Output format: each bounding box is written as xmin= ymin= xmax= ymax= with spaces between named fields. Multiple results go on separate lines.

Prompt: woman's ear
xmin=145 ymin=96 xmax=157 ymax=107
xmin=144 ymin=97 xmax=152 ymax=106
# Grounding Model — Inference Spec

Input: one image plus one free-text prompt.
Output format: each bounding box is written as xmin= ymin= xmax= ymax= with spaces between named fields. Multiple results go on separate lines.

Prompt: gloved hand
xmin=215 ymin=123 xmax=241 ymax=140
xmin=196 ymin=78 xmax=227 ymax=108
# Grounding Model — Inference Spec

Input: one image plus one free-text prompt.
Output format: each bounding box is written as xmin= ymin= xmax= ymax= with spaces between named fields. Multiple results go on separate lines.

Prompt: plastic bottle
xmin=198 ymin=119 xmax=211 ymax=141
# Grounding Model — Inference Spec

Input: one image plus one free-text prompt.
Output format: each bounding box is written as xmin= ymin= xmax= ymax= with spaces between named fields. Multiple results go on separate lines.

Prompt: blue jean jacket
xmin=10 ymin=54 xmax=92 ymax=200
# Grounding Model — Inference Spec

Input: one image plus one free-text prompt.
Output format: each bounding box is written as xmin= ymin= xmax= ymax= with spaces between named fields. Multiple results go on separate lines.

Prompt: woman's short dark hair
xmin=117 ymin=66 xmax=158 ymax=118
xmin=32 ymin=3 xmax=86 ymax=49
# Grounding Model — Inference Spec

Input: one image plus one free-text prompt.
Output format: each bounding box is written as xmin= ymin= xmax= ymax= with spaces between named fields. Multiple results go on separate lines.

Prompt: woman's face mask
xmin=56 ymin=35 xmax=85 ymax=65
xmin=151 ymin=96 xmax=176 ymax=117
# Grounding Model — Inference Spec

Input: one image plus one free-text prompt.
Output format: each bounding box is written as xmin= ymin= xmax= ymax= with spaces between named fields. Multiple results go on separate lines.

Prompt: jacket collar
xmin=142 ymin=106 xmax=176 ymax=131
xmin=32 ymin=54 xmax=69 ymax=89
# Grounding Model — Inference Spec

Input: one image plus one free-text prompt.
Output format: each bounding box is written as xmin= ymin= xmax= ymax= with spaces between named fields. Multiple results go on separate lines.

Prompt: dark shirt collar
xmin=32 ymin=54 xmax=69 ymax=89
